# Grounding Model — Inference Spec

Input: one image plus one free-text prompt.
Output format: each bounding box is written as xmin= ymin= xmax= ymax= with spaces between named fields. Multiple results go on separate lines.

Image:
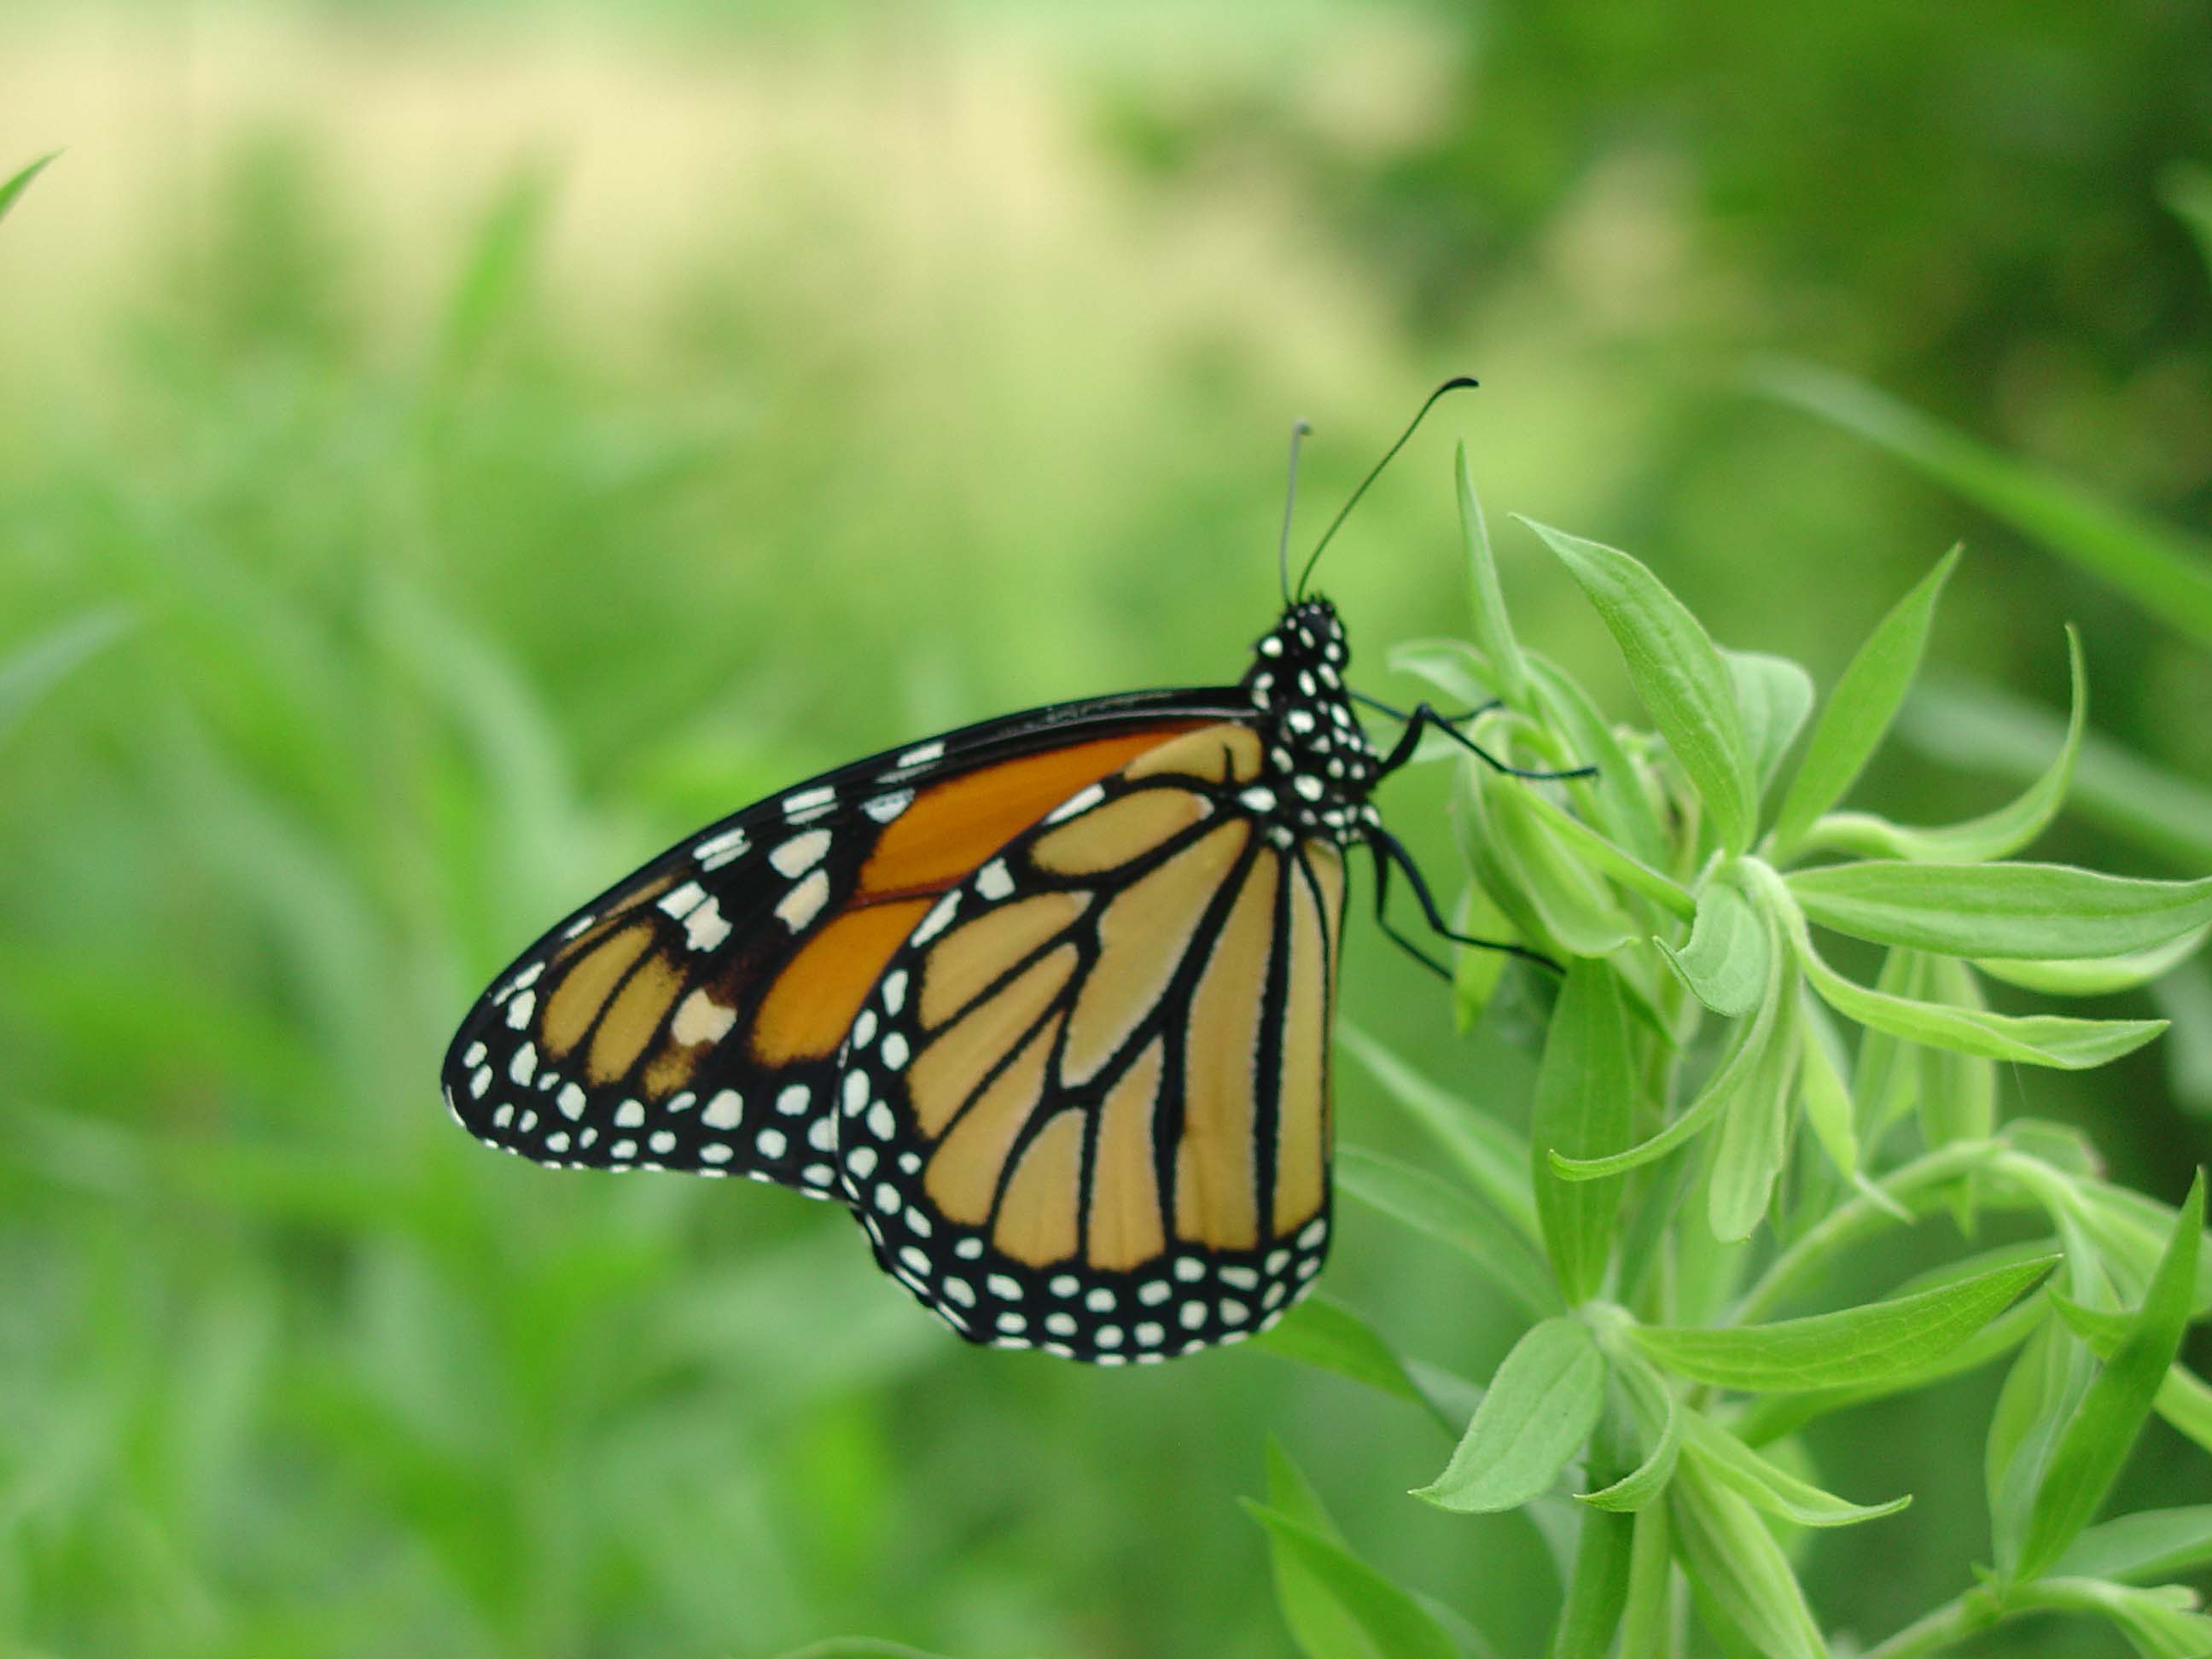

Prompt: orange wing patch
xmin=859 ymin=728 xmax=1201 ymax=898
xmin=750 ymin=898 xmax=933 ymax=1065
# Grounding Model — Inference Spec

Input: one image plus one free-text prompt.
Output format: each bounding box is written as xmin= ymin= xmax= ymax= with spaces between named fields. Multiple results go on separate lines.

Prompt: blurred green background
xmin=3 ymin=2 xmax=2209 ymax=1655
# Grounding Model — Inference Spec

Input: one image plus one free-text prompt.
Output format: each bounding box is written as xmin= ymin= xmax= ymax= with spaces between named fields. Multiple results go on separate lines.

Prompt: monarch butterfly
xmin=440 ymin=381 xmax=1577 ymax=1364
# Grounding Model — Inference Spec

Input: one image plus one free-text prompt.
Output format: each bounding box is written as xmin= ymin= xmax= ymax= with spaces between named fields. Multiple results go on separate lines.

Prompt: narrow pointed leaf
xmin=1523 ymin=518 xmax=1757 ymax=853
xmin=1708 ymin=942 xmax=1801 ymax=1242
xmin=1679 ymin=1411 xmax=1909 ymax=1527
xmin=1796 ymin=993 xmax=1860 ymax=1182
xmin=1338 ymin=1145 xmax=1557 ymax=1322
xmin=1263 ymin=1440 xmax=1383 ymax=1659
xmin=1533 ymin=963 xmax=1637 ymax=1301
xmin=0 ymin=151 xmax=58 ymax=227
xmin=1767 ymin=871 xmax=2168 ymax=1069
xmin=1338 ymin=1027 xmax=1539 ymax=1242
xmin=1526 ymin=652 xmax=1672 ymax=870
xmin=1669 ymin=1460 xmax=1831 ymax=1659
xmin=1251 ymin=1298 xmax=1450 ymax=1432
xmin=1466 ymin=764 xmax=1640 ymax=958
xmin=1457 ymin=448 xmax=1533 ymax=706
xmin=1724 ymin=649 xmax=1814 ymax=795
xmin=1761 ymin=363 xmax=2212 ymax=651
xmin=1629 ymin=1254 xmax=2058 ymax=1392
xmin=2017 ymin=1173 xmax=2204 ymax=1582
xmin=1553 ymin=903 xmax=1784 ymax=1185
xmin=1578 ymin=1350 xmax=1680 ymax=1512
xmin=1773 ymin=548 xmax=1959 ymax=849
xmin=2053 ymin=1506 xmax=2212 ymax=1586
xmin=1788 ymin=861 xmax=2212 ymax=961
xmin=1243 ymin=1503 xmax=1466 ymax=1659
xmin=1978 ymin=928 xmax=2210 ymax=997
xmin=1902 ymin=677 xmax=2212 ymax=870
xmin=1416 ymin=1316 xmax=1606 ymax=1512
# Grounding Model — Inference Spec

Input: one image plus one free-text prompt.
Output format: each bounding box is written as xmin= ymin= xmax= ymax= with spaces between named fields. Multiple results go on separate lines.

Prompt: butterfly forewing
xmin=830 ymin=723 xmax=1348 ymax=1362
xmin=440 ymin=696 xmax=1243 ymax=1198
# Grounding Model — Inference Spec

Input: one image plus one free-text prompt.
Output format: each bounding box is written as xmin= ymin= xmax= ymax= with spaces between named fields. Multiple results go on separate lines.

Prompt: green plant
xmin=1247 ymin=449 xmax=2212 ymax=1658
xmin=1756 ymin=164 xmax=2212 ymax=1124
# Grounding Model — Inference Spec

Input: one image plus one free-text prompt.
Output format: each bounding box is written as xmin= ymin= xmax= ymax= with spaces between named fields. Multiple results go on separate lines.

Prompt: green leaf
xmin=1799 ymin=626 xmax=2087 ymax=864
xmin=0 ymin=150 xmax=58 ymax=228
xmin=1578 ymin=1349 xmax=1681 ymax=1512
xmin=1416 ymin=1317 xmax=1607 ymax=1513
xmin=1724 ymin=649 xmax=1814 ymax=797
xmin=1243 ymin=1502 xmax=1466 ymax=1659
xmin=1617 ymin=1507 xmax=1673 ymax=1659
xmin=2016 ymin=1172 xmax=2204 ymax=1583
xmin=1988 ymin=1318 xmax=2093 ymax=1573
xmin=1629 ymin=1254 xmax=2058 ymax=1392
xmin=2168 ymin=162 xmax=2212 ymax=276
xmin=2068 ymin=1180 xmax=2212 ymax=1315
xmin=1452 ymin=882 xmax=1520 ymax=1029
xmin=1389 ymin=638 xmax=1496 ymax=712
xmin=1526 ymin=652 xmax=1673 ymax=872
xmin=2049 ymin=1300 xmax=2212 ymax=1458
xmin=1522 ymin=517 xmax=1758 ymax=853
xmin=1796 ymin=993 xmax=1861 ymax=1184
xmin=1735 ymin=1278 xmax=2044 ymax=1446
xmin=0 ymin=607 xmax=135 ymax=749
xmin=1338 ymin=1027 xmax=1540 ymax=1243
xmin=1919 ymin=956 xmax=1997 ymax=1167
xmin=1261 ymin=1440 xmax=1388 ymax=1659
xmin=1901 ymin=677 xmax=2212 ymax=871
xmin=1658 ymin=867 xmax=1769 ymax=1016
xmin=1767 ymin=869 xmax=2168 ymax=1070
xmin=1462 ymin=763 xmax=1640 ymax=958
xmin=1679 ymin=1411 xmax=1909 ymax=1527
xmin=1251 ymin=1298 xmax=1450 ymax=1432
xmin=1532 ymin=963 xmax=1637 ymax=1301
xmin=1549 ymin=1417 xmax=1636 ymax=1659
xmin=1506 ymin=781 xmax=1698 ymax=923
xmin=1787 ymin=860 xmax=2212 ymax=962
xmin=2054 ymin=1507 xmax=2212 ymax=1586
xmin=1772 ymin=549 xmax=1959 ymax=851
xmin=1708 ymin=935 xmax=1801 ymax=1243
xmin=1337 ymin=1145 xmax=1557 ymax=1322
xmin=434 ymin=164 xmax=556 ymax=387
xmin=1668 ymin=1459 xmax=1831 ymax=1659
xmin=2152 ymin=961 xmax=2212 ymax=1118
xmin=2017 ymin=1577 xmax=2212 ymax=1659
xmin=1457 ymin=449 xmax=1534 ymax=707
xmin=1977 ymin=928 xmax=2210 ymax=997
xmin=1552 ymin=901 xmax=1787 ymax=1185
xmin=1761 ymin=362 xmax=2212 ymax=652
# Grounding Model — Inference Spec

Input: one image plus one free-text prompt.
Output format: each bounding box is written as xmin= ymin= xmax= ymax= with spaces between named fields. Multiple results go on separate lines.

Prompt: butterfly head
xmin=1243 ymin=597 xmax=1382 ymax=846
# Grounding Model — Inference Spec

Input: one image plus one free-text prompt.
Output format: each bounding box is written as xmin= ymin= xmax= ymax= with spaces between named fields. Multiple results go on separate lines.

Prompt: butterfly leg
xmin=1365 ymin=697 xmax=1597 ymax=784
xmin=1365 ymin=830 xmax=1563 ymax=976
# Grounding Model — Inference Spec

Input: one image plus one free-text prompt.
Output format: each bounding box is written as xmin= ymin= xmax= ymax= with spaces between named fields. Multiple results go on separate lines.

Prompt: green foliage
xmin=1253 ymin=480 xmax=2211 ymax=1658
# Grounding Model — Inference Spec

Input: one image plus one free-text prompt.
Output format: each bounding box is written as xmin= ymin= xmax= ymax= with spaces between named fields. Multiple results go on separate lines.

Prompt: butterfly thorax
xmin=1239 ymin=597 xmax=1382 ymax=848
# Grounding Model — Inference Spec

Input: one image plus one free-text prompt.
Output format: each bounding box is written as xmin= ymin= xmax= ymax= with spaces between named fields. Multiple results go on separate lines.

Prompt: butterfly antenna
xmin=1278 ymin=418 xmax=1313 ymax=606
xmin=1294 ymin=375 xmax=1480 ymax=600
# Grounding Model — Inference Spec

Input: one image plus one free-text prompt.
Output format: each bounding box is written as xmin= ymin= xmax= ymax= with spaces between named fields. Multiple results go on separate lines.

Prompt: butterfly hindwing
xmin=439 ymin=695 xmax=1243 ymax=1199
xmin=830 ymin=723 xmax=1348 ymax=1362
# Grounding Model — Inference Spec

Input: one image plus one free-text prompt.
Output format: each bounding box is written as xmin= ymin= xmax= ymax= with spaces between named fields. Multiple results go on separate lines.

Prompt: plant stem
xmin=1858 ymin=1586 xmax=2002 ymax=1659
xmin=1732 ymin=1139 xmax=1999 ymax=1323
